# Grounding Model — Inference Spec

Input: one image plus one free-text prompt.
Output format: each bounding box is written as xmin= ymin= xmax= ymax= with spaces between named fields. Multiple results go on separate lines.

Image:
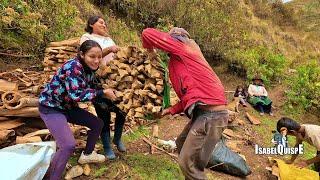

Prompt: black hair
xmin=277 ymin=117 xmax=301 ymax=133
xmin=85 ymin=15 xmax=104 ymax=34
xmin=77 ymin=40 xmax=102 ymax=60
xmin=234 ymin=85 xmax=247 ymax=97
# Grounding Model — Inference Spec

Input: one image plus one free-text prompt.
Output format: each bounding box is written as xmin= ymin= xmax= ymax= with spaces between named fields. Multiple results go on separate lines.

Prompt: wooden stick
xmin=142 ymin=137 xmax=178 ymax=160
xmin=0 ymin=119 xmax=24 ymax=130
xmin=0 ymin=107 xmax=39 ymax=117
xmin=208 ymin=162 xmax=224 ymax=169
xmin=0 ymin=52 xmax=33 ymax=58
xmin=24 ymin=129 xmax=50 ymax=138
xmin=245 ymin=112 xmax=261 ymax=125
xmin=0 ymin=117 xmax=10 ymax=121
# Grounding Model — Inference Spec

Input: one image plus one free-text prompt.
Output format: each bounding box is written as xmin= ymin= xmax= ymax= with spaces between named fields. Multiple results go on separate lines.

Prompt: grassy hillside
xmin=0 ymin=0 xmax=319 ymax=116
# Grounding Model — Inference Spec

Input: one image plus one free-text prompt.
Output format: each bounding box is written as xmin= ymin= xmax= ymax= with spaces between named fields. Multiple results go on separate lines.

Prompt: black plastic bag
xmin=208 ymin=140 xmax=251 ymax=177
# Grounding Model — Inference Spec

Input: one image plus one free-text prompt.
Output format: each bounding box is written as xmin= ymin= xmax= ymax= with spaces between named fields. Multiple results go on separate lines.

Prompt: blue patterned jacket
xmin=39 ymin=58 xmax=103 ymax=110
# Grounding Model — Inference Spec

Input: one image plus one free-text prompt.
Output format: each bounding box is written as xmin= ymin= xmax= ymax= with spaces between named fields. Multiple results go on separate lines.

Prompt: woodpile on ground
xmin=0 ymin=38 xmax=166 ymax=148
xmin=43 ymin=38 xmax=166 ymax=124
xmin=0 ymin=69 xmax=47 ymax=147
xmin=96 ymin=46 xmax=164 ymax=124
xmin=42 ymin=38 xmax=79 ymax=75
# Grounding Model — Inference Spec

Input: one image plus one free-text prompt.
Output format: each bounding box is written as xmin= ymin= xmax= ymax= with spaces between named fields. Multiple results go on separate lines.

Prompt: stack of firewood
xmin=43 ymin=38 xmax=166 ymax=122
xmin=0 ymin=69 xmax=49 ymax=147
xmin=96 ymin=46 xmax=164 ymax=122
xmin=43 ymin=38 xmax=79 ymax=74
xmin=0 ymin=69 xmax=47 ymax=116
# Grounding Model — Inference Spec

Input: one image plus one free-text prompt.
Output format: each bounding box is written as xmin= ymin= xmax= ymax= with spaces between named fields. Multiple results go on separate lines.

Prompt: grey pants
xmin=176 ymin=109 xmax=228 ymax=180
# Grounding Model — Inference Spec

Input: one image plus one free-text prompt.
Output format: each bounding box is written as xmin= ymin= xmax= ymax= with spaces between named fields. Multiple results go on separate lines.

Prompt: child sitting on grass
xmin=234 ymin=85 xmax=247 ymax=107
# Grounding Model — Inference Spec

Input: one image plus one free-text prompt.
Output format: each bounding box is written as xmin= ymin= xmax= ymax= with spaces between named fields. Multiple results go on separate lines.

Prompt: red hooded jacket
xmin=142 ymin=28 xmax=227 ymax=115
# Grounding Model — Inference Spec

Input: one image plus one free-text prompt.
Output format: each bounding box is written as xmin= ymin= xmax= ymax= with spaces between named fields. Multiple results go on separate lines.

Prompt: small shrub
xmin=286 ymin=60 xmax=320 ymax=114
xmin=233 ymin=46 xmax=289 ymax=86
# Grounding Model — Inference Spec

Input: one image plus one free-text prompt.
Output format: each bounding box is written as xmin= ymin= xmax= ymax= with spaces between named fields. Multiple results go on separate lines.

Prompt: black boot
xmin=112 ymin=108 xmax=126 ymax=152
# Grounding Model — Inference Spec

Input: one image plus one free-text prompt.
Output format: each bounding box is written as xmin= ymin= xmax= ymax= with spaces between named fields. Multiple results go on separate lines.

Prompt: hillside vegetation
xmin=0 ymin=0 xmax=319 ymax=116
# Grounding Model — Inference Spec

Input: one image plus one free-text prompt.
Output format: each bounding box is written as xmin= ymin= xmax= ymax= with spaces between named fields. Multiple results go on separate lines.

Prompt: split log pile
xmin=96 ymin=46 xmax=165 ymax=124
xmin=0 ymin=69 xmax=48 ymax=147
xmin=0 ymin=38 xmax=167 ymax=148
xmin=42 ymin=38 xmax=80 ymax=75
xmin=43 ymin=38 xmax=165 ymax=125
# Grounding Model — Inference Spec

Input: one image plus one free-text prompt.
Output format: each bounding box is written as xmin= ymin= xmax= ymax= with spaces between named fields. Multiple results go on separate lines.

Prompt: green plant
xmin=0 ymin=1 xmax=47 ymax=54
xmin=233 ymin=46 xmax=289 ymax=86
xmin=286 ymin=60 xmax=320 ymax=114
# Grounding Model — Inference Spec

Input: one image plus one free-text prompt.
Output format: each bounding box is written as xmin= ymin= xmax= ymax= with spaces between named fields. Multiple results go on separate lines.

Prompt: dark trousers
xmin=315 ymin=151 xmax=320 ymax=172
xmin=93 ymin=99 xmax=126 ymax=150
xmin=39 ymin=105 xmax=103 ymax=180
xmin=256 ymin=103 xmax=272 ymax=113
xmin=175 ymin=109 xmax=228 ymax=180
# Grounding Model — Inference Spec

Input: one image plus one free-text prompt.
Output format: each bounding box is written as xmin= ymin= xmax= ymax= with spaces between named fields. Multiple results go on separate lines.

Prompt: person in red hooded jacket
xmin=142 ymin=27 xmax=229 ymax=180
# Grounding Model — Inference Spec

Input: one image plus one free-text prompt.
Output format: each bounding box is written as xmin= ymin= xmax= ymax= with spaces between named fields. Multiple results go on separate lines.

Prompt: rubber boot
xmin=113 ymin=109 xmax=126 ymax=152
xmin=101 ymin=130 xmax=116 ymax=160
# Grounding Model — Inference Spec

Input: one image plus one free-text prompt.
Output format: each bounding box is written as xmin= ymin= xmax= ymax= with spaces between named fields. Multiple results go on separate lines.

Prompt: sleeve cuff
xmin=96 ymin=89 xmax=104 ymax=99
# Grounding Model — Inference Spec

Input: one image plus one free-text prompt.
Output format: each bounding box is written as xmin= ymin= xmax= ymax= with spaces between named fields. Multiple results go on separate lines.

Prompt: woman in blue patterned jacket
xmin=39 ymin=40 xmax=116 ymax=180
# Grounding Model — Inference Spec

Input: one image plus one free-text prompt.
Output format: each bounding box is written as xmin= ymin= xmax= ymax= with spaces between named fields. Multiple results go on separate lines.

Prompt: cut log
xmin=131 ymin=79 xmax=144 ymax=89
xmin=130 ymin=69 xmax=139 ymax=76
xmin=109 ymin=74 xmax=117 ymax=80
xmin=49 ymin=38 xmax=79 ymax=47
xmin=64 ymin=165 xmax=84 ymax=179
xmin=155 ymin=99 xmax=162 ymax=105
xmin=223 ymin=129 xmax=236 ymax=138
xmin=70 ymin=126 xmax=88 ymax=138
xmin=21 ymin=85 xmax=41 ymax=94
xmin=24 ymin=129 xmax=50 ymax=138
xmin=156 ymin=79 xmax=163 ymax=85
xmin=0 ymin=107 xmax=39 ymax=117
xmin=152 ymin=125 xmax=159 ymax=138
xmin=134 ymin=90 xmax=149 ymax=96
xmin=0 ymin=130 xmax=15 ymax=144
xmin=83 ymin=164 xmax=91 ymax=176
xmin=132 ymin=98 xmax=142 ymax=108
xmin=118 ymin=69 xmax=128 ymax=79
xmin=1 ymin=91 xmax=21 ymax=104
xmin=16 ymin=136 xmax=42 ymax=144
xmin=0 ymin=90 xmax=4 ymax=109
xmin=135 ymin=107 xmax=144 ymax=113
xmin=145 ymin=103 xmax=154 ymax=111
xmin=0 ymin=119 xmax=24 ymax=130
xmin=245 ymin=112 xmax=261 ymax=125
xmin=134 ymin=112 xmax=144 ymax=118
xmin=148 ymin=92 xmax=158 ymax=99
xmin=136 ymin=65 xmax=144 ymax=72
xmin=0 ymin=80 xmax=18 ymax=91
xmin=137 ymin=74 xmax=145 ymax=81
xmin=152 ymin=106 xmax=162 ymax=113
xmin=123 ymin=76 xmax=133 ymax=82
xmin=0 ymin=117 xmax=10 ymax=121
xmin=156 ymin=85 xmax=164 ymax=94
xmin=5 ymin=97 xmax=39 ymax=110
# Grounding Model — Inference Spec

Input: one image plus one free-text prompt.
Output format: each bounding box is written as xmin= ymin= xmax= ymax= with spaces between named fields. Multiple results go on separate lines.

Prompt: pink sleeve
xmin=169 ymin=101 xmax=184 ymax=115
xmin=141 ymin=28 xmax=184 ymax=55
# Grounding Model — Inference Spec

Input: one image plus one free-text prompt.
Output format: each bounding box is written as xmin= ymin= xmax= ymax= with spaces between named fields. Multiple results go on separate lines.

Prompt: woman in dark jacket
xmin=39 ymin=40 xmax=116 ymax=180
xmin=81 ymin=16 xmax=127 ymax=160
